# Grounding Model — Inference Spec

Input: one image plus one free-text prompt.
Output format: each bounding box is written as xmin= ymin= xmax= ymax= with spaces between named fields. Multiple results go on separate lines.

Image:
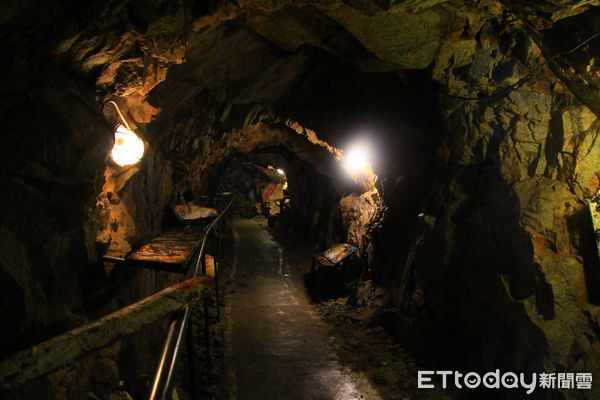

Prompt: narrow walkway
xmin=228 ymin=218 xmax=380 ymax=400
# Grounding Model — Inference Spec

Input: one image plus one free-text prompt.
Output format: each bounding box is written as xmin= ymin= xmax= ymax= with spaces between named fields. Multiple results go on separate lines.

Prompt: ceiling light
xmin=343 ymin=144 xmax=370 ymax=172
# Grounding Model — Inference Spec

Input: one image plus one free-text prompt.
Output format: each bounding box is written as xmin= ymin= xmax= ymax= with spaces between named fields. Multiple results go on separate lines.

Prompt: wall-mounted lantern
xmin=107 ymin=101 xmax=145 ymax=167
xmin=111 ymin=124 xmax=145 ymax=167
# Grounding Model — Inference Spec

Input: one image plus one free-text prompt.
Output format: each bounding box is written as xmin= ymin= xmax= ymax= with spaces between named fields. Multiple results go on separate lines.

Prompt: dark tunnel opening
xmin=213 ymin=147 xmax=355 ymax=244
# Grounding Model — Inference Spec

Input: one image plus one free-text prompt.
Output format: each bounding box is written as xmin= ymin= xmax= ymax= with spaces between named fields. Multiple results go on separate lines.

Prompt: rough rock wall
xmin=0 ymin=70 xmax=179 ymax=400
xmin=89 ymin=148 xmax=173 ymax=264
xmin=1 ymin=4 xmax=189 ymax=398
xmin=390 ymin=4 xmax=600 ymax=399
xmin=2 ymin=1 xmax=600 ymax=399
xmin=0 ymin=69 xmax=112 ymax=355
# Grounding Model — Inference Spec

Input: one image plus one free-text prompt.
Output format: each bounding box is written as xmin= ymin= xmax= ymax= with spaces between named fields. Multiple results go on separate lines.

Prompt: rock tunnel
xmin=1 ymin=1 xmax=600 ymax=399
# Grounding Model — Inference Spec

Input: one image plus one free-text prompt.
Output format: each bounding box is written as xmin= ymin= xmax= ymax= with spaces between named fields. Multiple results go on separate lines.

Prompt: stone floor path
xmin=227 ymin=218 xmax=381 ymax=400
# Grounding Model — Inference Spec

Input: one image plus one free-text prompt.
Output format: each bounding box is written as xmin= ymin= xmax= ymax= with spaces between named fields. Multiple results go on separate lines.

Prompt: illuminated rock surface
xmin=1 ymin=1 xmax=599 ymax=399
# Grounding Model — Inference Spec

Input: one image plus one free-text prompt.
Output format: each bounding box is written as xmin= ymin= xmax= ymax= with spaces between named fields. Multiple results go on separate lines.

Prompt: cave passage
xmin=2 ymin=2 xmax=600 ymax=400
xmin=215 ymin=151 xmax=291 ymax=218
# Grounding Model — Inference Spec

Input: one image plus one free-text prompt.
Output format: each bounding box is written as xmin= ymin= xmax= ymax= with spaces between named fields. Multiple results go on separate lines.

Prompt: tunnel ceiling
xmin=2 ymin=2 xmax=600 ymax=398
xmin=6 ymin=0 xmax=598 ymax=191
xmin=6 ymin=0 xmax=600 ymax=119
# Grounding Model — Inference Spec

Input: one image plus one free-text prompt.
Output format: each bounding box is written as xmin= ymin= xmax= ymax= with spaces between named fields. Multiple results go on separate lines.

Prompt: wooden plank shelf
xmin=103 ymin=230 xmax=206 ymax=273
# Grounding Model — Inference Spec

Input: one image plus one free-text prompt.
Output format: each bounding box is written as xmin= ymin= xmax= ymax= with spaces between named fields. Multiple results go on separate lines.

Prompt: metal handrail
xmin=149 ymin=196 xmax=234 ymax=400
xmin=0 ymin=197 xmax=233 ymax=398
xmin=0 ymin=278 xmax=208 ymax=394
xmin=199 ymin=199 xmax=233 ymax=273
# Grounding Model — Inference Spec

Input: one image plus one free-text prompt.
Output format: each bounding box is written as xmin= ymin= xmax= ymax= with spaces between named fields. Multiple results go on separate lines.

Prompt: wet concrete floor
xmin=228 ymin=218 xmax=381 ymax=400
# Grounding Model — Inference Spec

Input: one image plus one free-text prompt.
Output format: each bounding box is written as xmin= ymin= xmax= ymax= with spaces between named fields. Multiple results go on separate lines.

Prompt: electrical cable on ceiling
xmin=107 ymin=100 xmax=132 ymax=131
xmin=446 ymin=30 xmax=600 ymax=102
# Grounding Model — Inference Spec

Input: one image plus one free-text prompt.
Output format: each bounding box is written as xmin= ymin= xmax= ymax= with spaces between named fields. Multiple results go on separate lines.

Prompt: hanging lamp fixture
xmin=107 ymin=101 xmax=145 ymax=167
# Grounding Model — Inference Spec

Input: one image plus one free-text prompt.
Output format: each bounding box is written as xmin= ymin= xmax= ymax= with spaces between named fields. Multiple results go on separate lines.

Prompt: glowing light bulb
xmin=344 ymin=147 xmax=369 ymax=171
xmin=276 ymin=168 xmax=285 ymax=175
xmin=111 ymin=124 xmax=145 ymax=167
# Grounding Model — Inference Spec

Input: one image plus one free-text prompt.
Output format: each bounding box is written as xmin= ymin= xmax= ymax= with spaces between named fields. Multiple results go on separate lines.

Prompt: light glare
xmin=111 ymin=124 xmax=145 ymax=167
xmin=344 ymin=147 xmax=369 ymax=171
xmin=276 ymin=168 xmax=285 ymax=175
